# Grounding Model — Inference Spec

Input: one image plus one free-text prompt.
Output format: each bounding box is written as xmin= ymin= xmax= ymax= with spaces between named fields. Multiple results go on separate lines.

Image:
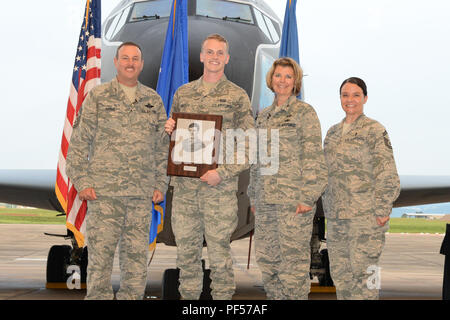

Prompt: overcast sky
xmin=0 ymin=0 xmax=449 ymax=176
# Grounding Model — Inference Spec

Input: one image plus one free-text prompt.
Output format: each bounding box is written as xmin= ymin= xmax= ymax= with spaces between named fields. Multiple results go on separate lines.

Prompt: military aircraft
xmin=1 ymin=0 xmax=450 ymax=299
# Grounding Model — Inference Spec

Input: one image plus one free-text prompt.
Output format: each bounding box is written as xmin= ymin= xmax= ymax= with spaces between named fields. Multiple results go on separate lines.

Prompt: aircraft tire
xmin=80 ymin=246 xmax=88 ymax=283
xmin=46 ymin=245 xmax=72 ymax=283
xmin=318 ymin=249 xmax=334 ymax=287
xmin=199 ymin=268 xmax=212 ymax=300
xmin=161 ymin=267 xmax=213 ymax=300
xmin=162 ymin=268 xmax=180 ymax=300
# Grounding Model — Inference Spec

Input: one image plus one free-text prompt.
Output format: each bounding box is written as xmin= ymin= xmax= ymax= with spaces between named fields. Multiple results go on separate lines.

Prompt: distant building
xmin=401 ymin=213 xmax=447 ymax=220
xmin=0 ymin=203 xmax=17 ymax=208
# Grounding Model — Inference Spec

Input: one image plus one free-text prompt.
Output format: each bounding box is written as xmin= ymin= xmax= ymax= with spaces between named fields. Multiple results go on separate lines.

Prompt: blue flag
xmin=156 ymin=0 xmax=189 ymax=117
xmin=279 ymin=0 xmax=302 ymax=99
xmin=149 ymin=0 xmax=189 ymax=251
xmin=279 ymin=0 xmax=300 ymax=63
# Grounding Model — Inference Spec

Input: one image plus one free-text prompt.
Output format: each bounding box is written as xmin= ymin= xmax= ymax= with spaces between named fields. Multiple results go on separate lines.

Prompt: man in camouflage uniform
xmin=66 ymin=42 xmax=168 ymax=300
xmin=248 ymin=58 xmax=327 ymax=299
xmin=165 ymin=34 xmax=254 ymax=300
xmin=322 ymin=77 xmax=400 ymax=300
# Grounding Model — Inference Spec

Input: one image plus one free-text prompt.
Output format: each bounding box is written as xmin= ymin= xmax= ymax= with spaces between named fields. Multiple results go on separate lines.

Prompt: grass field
xmin=0 ymin=208 xmax=65 ymax=225
xmin=388 ymin=217 xmax=448 ymax=234
xmin=0 ymin=208 xmax=448 ymax=233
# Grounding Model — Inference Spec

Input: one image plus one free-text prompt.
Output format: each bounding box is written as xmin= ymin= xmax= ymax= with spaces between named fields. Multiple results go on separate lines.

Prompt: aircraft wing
xmin=394 ymin=175 xmax=450 ymax=207
xmin=0 ymin=169 xmax=63 ymax=212
xmin=1 ymin=170 xmax=450 ymax=245
xmin=1 ymin=170 xmax=450 ymax=211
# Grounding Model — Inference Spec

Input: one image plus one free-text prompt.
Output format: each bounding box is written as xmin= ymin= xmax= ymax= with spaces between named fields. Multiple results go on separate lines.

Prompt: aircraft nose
xmin=103 ymin=15 xmax=268 ymax=99
xmin=188 ymin=18 xmax=261 ymax=97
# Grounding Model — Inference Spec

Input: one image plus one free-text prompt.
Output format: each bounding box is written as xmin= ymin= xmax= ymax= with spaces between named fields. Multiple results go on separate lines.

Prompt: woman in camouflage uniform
xmin=248 ymin=57 xmax=327 ymax=299
xmin=323 ymin=77 xmax=400 ymax=299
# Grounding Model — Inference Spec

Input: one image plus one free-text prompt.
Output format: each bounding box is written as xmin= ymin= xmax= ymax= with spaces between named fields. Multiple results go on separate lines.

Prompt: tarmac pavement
xmin=0 ymin=224 xmax=446 ymax=300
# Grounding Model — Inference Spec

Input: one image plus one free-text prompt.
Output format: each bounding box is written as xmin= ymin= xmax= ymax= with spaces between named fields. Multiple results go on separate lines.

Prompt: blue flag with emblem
xmin=149 ymin=0 xmax=189 ymax=251
xmin=279 ymin=0 xmax=302 ymax=99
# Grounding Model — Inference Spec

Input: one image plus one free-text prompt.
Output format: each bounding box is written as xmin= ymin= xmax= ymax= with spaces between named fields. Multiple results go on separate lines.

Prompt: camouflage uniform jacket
xmin=169 ymin=75 xmax=254 ymax=190
xmin=248 ymin=95 xmax=327 ymax=207
xmin=66 ymin=77 xmax=169 ymax=197
xmin=322 ymin=114 xmax=400 ymax=219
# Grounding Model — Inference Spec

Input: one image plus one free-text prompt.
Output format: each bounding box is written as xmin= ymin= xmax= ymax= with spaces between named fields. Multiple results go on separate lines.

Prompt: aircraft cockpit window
xmin=104 ymin=6 xmax=131 ymax=40
xmin=253 ymin=9 xmax=272 ymax=42
xmin=105 ymin=13 xmax=121 ymax=40
xmin=130 ymin=0 xmax=172 ymax=22
xmin=253 ymin=9 xmax=280 ymax=44
xmin=196 ymin=0 xmax=254 ymax=25
xmin=263 ymin=15 xmax=280 ymax=43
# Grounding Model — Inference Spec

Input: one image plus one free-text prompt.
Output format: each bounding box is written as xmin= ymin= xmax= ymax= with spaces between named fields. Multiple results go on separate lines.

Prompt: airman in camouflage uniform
xmin=248 ymin=58 xmax=327 ymax=300
xmin=322 ymin=77 xmax=400 ymax=300
xmin=165 ymin=34 xmax=254 ymax=300
xmin=66 ymin=42 xmax=168 ymax=300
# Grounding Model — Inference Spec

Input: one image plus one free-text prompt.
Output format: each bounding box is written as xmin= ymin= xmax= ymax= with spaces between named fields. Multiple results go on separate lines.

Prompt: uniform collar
xmin=111 ymin=77 xmax=146 ymax=102
xmin=271 ymin=94 xmax=297 ymax=113
xmin=193 ymin=74 xmax=228 ymax=96
xmin=257 ymin=95 xmax=297 ymax=121
xmin=338 ymin=113 xmax=367 ymax=135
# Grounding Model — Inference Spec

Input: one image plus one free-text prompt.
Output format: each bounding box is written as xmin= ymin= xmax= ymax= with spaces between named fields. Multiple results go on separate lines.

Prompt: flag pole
xmin=172 ymin=0 xmax=177 ymax=35
xmin=85 ymin=0 xmax=91 ymax=28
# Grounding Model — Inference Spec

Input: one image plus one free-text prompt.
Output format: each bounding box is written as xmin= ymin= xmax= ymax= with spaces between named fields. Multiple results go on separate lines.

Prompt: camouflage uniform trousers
xmin=326 ymin=215 xmax=387 ymax=300
xmin=171 ymin=185 xmax=238 ymax=300
xmin=85 ymin=196 xmax=152 ymax=300
xmin=254 ymin=202 xmax=314 ymax=300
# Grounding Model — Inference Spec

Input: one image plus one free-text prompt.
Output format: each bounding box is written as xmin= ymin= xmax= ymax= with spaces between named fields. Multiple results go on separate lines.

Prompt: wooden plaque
xmin=167 ymin=112 xmax=223 ymax=178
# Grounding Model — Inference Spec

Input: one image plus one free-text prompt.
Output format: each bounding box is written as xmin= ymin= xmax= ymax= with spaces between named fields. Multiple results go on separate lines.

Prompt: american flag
xmin=55 ymin=0 xmax=101 ymax=248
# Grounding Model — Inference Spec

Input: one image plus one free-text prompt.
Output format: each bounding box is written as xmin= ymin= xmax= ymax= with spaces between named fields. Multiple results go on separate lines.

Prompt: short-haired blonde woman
xmin=248 ymin=57 xmax=327 ymax=299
